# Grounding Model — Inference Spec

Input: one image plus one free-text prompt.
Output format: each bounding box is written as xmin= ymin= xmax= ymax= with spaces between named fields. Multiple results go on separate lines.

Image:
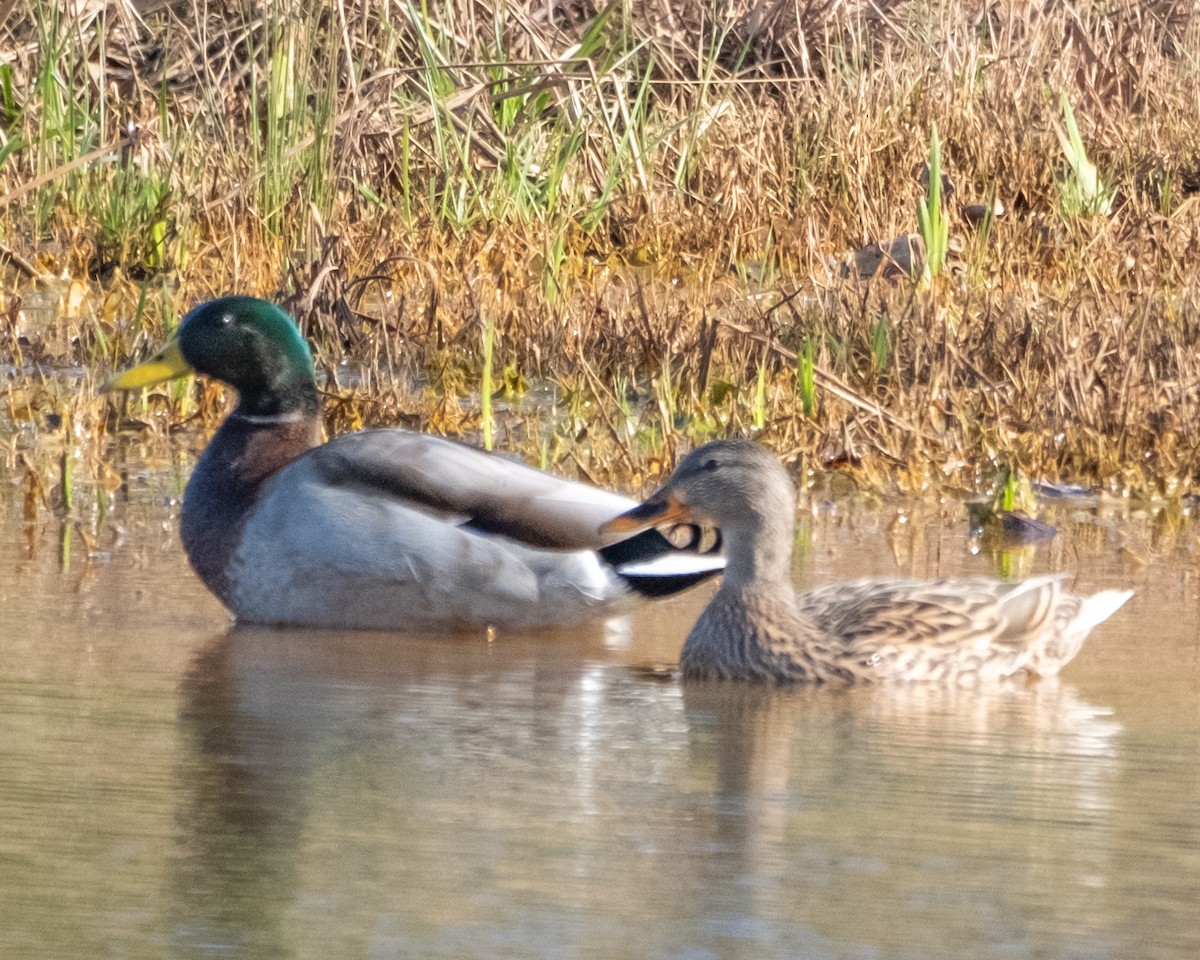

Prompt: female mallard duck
xmin=603 ymin=440 xmax=1132 ymax=684
xmin=106 ymin=296 xmax=722 ymax=631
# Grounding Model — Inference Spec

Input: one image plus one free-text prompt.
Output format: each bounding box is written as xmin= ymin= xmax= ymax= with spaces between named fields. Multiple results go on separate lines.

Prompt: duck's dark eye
xmin=703 ymin=458 xmax=719 ymax=472
xmin=220 ymin=312 xmax=234 ymax=326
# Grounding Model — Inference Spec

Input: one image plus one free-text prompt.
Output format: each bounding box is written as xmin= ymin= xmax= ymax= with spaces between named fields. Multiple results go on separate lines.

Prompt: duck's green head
xmin=106 ymin=296 xmax=317 ymax=416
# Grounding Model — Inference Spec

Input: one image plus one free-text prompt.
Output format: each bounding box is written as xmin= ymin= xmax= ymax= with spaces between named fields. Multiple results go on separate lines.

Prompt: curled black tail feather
xmin=618 ymin=567 xmax=722 ymax=598
xmin=598 ymin=525 xmax=722 ymax=565
xmin=600 ymin=526 xmax=724 ymax=599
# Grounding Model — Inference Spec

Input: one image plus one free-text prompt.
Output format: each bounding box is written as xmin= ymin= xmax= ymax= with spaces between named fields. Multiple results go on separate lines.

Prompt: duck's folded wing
xmin=309 ymin=429 xmax=723 ymax=569
xmin=309 ymin=429 xmax=640 ymax=549
xmin=798 ymin=577 xmax=1067 ymax=682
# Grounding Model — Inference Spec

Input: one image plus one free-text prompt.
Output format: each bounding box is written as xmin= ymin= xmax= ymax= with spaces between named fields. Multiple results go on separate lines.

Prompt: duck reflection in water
xmin=171 ymin=618 xmax=639 ymax=956
xmin=170 ymin=621 xmax=1122 ymax=959
xmin=675 ymin=678 xmax=1123 ymax=956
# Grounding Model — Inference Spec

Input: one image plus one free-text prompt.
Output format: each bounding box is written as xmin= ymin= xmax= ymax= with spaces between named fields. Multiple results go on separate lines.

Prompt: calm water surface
xmin=1 ymin=455 xmax=1198 ymax=959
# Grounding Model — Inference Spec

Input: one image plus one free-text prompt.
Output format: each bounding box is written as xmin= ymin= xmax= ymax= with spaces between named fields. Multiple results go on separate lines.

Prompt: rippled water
xmin=1 ymin=457 xmax=1197 ymax=959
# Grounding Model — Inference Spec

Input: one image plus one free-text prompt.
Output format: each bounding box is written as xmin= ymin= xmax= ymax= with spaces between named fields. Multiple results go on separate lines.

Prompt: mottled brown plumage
xmin=608 ymin=440 xmax=1132 ymax=685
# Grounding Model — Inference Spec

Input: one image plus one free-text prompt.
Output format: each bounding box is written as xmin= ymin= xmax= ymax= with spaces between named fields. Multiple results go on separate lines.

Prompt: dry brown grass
xmin=3 ymin=0 xmax=1200 ymax=507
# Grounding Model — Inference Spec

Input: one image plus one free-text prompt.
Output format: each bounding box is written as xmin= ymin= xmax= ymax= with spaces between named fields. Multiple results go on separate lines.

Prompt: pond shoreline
xmin=3 ymin=4 xmax=1199 ymax=496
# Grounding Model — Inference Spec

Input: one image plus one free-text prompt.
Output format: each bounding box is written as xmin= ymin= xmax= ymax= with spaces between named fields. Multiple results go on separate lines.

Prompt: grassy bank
xmin=3 ymin=0 xmax=1200 ymax=506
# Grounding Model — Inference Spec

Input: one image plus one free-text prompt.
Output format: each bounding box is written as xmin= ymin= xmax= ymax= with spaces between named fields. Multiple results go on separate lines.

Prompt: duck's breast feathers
xmin=306 ymin=429 xmax=638 ymax=550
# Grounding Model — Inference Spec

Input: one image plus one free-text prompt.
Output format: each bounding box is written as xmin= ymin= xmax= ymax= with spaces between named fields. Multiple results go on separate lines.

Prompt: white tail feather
xmin=1075 ymin=589 xmax=1134 ymax=633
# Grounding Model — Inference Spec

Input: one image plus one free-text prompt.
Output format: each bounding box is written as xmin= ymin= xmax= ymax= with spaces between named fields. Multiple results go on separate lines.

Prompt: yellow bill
xmin=103 ymin=338 xmax=192 ymax=392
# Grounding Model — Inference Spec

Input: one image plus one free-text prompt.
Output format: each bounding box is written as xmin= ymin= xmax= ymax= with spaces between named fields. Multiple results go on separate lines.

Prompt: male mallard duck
xmin=603 ymin=439 xmax=1132 ymax=684
xmin=106 ymin=296 xmax=723 ymax=630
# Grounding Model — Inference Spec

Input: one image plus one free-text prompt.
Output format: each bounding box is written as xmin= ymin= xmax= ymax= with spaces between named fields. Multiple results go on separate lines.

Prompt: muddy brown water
xmin=1 ymin=454 xmax=1198 ymax=959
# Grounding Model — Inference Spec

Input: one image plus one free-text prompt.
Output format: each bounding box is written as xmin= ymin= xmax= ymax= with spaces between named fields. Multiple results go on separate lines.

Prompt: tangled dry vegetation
xmin=3 ymin=0 xmax=1200 ymax=506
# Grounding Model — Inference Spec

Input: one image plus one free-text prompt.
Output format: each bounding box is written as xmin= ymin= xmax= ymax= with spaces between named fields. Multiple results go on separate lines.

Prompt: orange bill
xmin=600 ymin=490 xmax=692 ymax=534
